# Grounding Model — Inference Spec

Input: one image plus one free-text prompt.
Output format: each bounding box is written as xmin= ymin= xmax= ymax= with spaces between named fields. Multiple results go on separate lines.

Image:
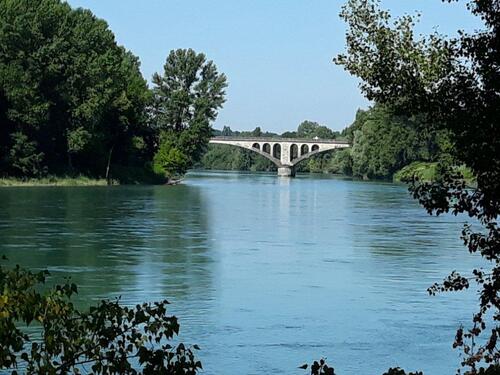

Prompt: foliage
xmin=0 ymin=176 xmax=115 ymax=187
xmin=327 ymin=104 xmax=446 ymax=180
xmin=297 ymin=121 xmax=338 ymax=139
xmin=213 ymin=126 xmax=279 ymax=139
xmin=382 ymin=369 xmax=423 ymax=375
xmin=67 ymin=127 xmax=92 ymax=155
xmin=393 ymin=162 xmax=439 ymax=183
xmin=341 ymin=109 xmax=368 ymax=144
xmin=281 ymin=131 xmax=298 ymax=138
xmin=0 ymin=257 xmax=201 ymax=374
xmin=7 ymin=132 xmax=45 ymax=177
xmin=202 ymin=122 xmax=340 ymax=173
xmin=200 ymin=144 xmax=275 ymax=172
xmin=0 ymin=0 xmax=151 ymax=179
xmin=300 ymin=359 xmax=335 ymax=375
xmin=302 ymin=360 xmax=425 ymax=375
xmin=151 ymin=49 xmax=227 ymax=175
xmin=349 ymin=106 xmax=423 ymax=179
xmin=251 ymin=127 xmax=263 ymax=137
xmin=394 ymin=162 xmax=475 ymax=185
xmin=326 ymin=149 xmax=353 ymax=175
xmin=335 ymin=0 xmax=500 ymax=372
xmin=153 ymin=132 xmax=190 ymax=178
xmin=206 ymin=108 xmax=448 ymax=178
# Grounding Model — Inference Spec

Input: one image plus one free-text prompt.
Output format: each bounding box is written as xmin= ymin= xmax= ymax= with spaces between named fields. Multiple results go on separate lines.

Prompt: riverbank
xmin=0 ymin=176 xmax=117 ymax=187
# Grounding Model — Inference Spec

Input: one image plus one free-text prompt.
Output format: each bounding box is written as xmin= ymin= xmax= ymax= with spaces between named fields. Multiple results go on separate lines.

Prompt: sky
xmin=66 ymin=0 xmax=482 ymax=133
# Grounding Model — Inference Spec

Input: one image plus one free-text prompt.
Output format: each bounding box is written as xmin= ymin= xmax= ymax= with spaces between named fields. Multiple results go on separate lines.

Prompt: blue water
xmin=0 ymin=171 xmax=480 ymax=374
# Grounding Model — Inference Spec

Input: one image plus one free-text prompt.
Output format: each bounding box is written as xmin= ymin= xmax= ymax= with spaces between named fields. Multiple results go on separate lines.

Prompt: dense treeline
xmin=0 ymin=0 xmax=226 ymax=183
xmin=0 ymin=0 xmax=151 ymax=180
xmin=0 ymin=0 xmax=443 ymax=183
xmin=332 ymin=104 xmax=449 ymax=180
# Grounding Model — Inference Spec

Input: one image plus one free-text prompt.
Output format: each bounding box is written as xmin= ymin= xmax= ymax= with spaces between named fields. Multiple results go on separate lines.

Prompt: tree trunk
xmin=105 ymin=146 xmax=114 ymax=185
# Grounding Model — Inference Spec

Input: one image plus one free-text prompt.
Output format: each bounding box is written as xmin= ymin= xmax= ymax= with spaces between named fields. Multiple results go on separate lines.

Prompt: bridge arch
xmin=301 ymin=144 xmax=309 ymax=155
xmin=208 ymin=137 xmax=351 ymax=176
xmin=291 ymin=146 xmax=335 ymax=167
xmin=262 ymin=143 xmax=271 ymax=154
xmin=290 ymin=144 xmax=299 ymax=162
xmin=273 ymin=144 xmax=281 ymax=159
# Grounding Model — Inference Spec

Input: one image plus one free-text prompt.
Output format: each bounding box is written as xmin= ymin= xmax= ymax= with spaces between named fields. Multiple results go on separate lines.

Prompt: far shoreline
xmin=0 ymin=176 xmax=117 ymax=187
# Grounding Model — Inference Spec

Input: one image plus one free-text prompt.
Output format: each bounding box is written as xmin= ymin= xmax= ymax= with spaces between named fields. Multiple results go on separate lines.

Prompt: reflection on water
xmin=0 ymin=171 xmax=481 ymax=375
xmin=0 ymin=185 xmax=215 ymax=309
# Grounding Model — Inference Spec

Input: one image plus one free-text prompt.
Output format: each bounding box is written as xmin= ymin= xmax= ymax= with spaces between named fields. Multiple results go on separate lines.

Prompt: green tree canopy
xmin=0 ymin=0 xmax=150 ymax=178
xmin=221 ymin=126 xmax=233 ymax=136
xmin=151 ymin=49 xmax=227 ymax=177
xmin=297 ymin=121 xmax=336 ymax=139
xmin=0 ymin=257 xmax=201 ymax=374
xmin=349 ymin=106 xmax=430 ymax=179
xmin=335 ymin=0 xmax=500 ymax=372
xmin=251 ymin=127 xmax=262 ymax=137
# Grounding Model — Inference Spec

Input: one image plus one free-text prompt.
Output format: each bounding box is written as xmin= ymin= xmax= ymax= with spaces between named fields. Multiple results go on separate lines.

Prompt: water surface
xmin=0 ymin=171 xmax=479 ymax=374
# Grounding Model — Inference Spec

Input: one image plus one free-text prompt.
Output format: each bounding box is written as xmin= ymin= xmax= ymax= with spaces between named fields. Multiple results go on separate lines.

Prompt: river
xmin=0 ymin=171 xmax=480 ymax=374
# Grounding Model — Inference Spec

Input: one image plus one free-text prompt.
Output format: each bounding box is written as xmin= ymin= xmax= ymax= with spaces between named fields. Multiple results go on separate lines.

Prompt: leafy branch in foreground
xmin=301 ymin=359 xmax=424 ymax=375
xmin=0 ymin=257 xmax=201 ymax=374
xmin=334 ymin=0 xmax=500 ymax=373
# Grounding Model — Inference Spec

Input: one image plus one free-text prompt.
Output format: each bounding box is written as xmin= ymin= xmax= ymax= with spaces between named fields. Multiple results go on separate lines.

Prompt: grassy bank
xmin=0 ymin=176 xmax=117 ymax=187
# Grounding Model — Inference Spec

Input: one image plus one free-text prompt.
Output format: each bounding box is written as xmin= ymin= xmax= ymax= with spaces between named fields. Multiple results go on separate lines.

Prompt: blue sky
xmin=67 ymin=0 xmax=481 ymax=133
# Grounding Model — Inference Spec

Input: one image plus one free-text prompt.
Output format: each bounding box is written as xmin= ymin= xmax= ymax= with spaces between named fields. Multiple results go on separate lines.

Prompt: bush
xmin=393 ymin=162 xmax=439 ymax=183
xmin=153 ymin=141 xmax=190 ymax=179
xmin=0 ymin=257 xmax=201 ymax=374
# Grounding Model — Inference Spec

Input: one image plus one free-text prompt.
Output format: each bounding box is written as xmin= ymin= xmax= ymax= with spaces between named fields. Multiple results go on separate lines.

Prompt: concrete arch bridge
xmin=209 ymin=137 xmax=350 ymax=177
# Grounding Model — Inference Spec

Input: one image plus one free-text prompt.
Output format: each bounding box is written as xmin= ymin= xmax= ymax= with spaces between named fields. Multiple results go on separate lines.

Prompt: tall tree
xmin=297 ymin=121 xmax=336 ymax=139
xmin=335 ymin=0 xmax=500 ymax=372
xmin=151 ymin=49 xmax=227 ymax=178
xmin=221 ymin=126 xmax=233 ymax=136
xmin=0 ymin=0 xmax=150 ymax=178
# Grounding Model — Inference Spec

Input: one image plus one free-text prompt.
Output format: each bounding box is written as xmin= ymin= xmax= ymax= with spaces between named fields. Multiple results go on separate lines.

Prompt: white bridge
xmin=209 ymin=137 xmax=350 ymax=177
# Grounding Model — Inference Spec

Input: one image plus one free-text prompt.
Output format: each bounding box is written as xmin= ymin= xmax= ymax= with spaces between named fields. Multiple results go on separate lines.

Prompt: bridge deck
xmin=210 ymin=136 xmax=349 ymax=145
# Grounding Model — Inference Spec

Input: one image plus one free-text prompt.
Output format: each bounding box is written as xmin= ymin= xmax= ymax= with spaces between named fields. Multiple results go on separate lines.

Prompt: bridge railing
xmin=210 ymin=136 xmax=349 ymax=145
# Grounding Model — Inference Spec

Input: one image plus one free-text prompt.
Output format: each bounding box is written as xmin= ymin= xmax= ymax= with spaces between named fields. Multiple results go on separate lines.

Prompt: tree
xmin=349 ymin=105 xmax=422 ymax=179
xmin=7 ymin=132 xmax=45 ymax=177
xmin=281 ymin=131 xmax=297 ymax=138
xmin=221 ymin=126 xmax=233 ymax=136
xmin=0 ymin=0 xmax=151 ymax=178
xmin=153 ymin=132 xmax=190 ymax=178
xmin=201 ymin=144 xmax=275 ymax=172
xmin=335 ymin=0 xmax=500 ymax=372
xmin=341 ymin=109 xmax=369 ymax=144
xmin=297 ymin=121 xmax=336 ymax=139
xmin=251 ymin=127 xmax=262 ymax=137
xmin=151 ymin=49 xmax=227 ymax=177
xmin=327 ymin=149 xmax=353 ymax=175
xmin=0 ymin=257 xmax=202 ymax=374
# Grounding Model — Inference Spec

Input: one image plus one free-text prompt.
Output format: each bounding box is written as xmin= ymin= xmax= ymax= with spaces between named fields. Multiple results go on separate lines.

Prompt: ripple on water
xmin=0 ymin=173 xmax=481 ymax=375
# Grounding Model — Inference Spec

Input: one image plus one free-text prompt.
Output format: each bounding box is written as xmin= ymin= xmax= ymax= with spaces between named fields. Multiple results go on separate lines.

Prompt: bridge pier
xmin=278 ymin=166 xmax=295 ymax=177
